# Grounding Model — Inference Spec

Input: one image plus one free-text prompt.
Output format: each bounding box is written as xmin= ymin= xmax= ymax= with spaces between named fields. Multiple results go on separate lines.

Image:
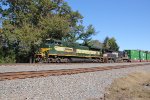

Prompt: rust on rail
xmin=0 ymin=63 xmax=150 ymax=81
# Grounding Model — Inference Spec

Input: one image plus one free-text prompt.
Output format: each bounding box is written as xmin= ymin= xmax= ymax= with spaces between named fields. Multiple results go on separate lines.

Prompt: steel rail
xmin=0 ymin=63 xmax=150 ymax=81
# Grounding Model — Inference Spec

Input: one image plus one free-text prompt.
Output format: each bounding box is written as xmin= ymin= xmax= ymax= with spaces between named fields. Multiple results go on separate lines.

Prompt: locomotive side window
xmin=55 ymin=42 xmax=62 ymax=46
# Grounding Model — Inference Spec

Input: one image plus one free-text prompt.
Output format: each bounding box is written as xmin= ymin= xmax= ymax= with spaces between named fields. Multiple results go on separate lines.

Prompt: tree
xmin=0 ymin=0 xmax=97 ymax=62
xmin=0 ymin=0 xmax=73 ymax=62
xmin=2 ymin=20 xmax=42 ymax=62
xmin=81 ymin=25 xmax=96 ymax=46
xmin=103 ymin=36 xmax=110 ymax=50
xmin=88 ymin=40 xmax=103 ymax=49
xmin=39 ymin=15 xmax=70 ymax=40
xmin=108 ymin=37 xmax=119 ymax=51
xmin=63 ymin=25 xmax=84 ymax=43
xmin=103 ymin=36 xmax=119 ymax=52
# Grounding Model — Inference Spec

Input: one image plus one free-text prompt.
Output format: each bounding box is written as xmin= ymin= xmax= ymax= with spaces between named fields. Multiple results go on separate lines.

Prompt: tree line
xmin=0 ymin=0 xmax=119 ymax=63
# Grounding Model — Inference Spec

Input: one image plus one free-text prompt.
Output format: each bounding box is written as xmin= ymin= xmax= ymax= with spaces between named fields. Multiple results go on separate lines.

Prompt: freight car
xmin=35 ymin=39 xmax=149 ymax=63
xmin=125 ymin=50 xmax=150 ymax=62
xmin=146 ymin=51 xmax=150 ymax=62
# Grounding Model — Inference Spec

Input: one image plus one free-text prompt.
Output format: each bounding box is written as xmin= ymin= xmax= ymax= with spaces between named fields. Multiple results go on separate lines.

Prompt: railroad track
xmin=0 ymin=63 xmax=150 ymax=81
xmin=0 ymin=63 xmax=76 ymax=66
xmin=0 ymin=63 xmax=107 ymax=67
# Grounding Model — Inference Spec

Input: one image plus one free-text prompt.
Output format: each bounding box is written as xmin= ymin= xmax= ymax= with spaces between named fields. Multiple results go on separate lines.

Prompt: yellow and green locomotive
xmin=35 ymin=39 xmax=103 ymax=63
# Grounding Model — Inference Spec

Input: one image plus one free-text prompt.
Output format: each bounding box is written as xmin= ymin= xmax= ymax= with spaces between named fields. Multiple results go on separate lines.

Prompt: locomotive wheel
xmin=123 ymin=60 xmax=127 ymax=62
xmin=108 ymin=60 xmax=112 ymax=63
xmin=56 ymin=58 xmax=61 ymax=63
xmin=111 ymin=60 xmax=115 ymax=63
xmin=47 ymin=58 xmax=53 ymax=63
xmin=67 ymin=58 xmax=71 ymax=63
xmin=63 ymin=58 xmax=68 ymax=63
xmin=38 ymin=58 xmax=43 ymax=63
xmin=92 ymin=59 xmax=97 ymax=63
xmin=97 ymin=59 xmax=101 ymax=63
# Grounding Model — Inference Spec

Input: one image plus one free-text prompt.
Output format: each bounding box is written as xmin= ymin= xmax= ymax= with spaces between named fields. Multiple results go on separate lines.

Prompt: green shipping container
xmin=125 ymin=50 xmax=140 ymax=61
xmin=146 ymin=52 xmax=150 ymax=61
xmin=139 ymin=51 xmax=146 ymax=61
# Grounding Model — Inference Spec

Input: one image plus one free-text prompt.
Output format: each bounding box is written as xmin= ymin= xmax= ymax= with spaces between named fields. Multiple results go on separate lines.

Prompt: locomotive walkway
xmin=0 ymin=63 xmax=150 ymax=81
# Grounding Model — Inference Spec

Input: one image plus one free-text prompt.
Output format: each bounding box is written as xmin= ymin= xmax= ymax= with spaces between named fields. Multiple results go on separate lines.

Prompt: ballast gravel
xmin=0 ymin=62 xmax=148 ymax=73
xmin=0 ymin=65 xmax=150 ymax=100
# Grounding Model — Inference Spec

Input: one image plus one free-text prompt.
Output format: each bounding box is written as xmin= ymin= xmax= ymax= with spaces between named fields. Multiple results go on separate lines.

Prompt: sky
xmin=66 ymin=0 xmax=150 ymax=51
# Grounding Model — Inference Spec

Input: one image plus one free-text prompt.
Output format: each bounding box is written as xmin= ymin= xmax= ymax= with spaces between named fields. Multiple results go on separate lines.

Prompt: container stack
xmin=125 ymin=50 xmax=150 ymax=62
xmin=125 ymin=50 xmax=140 ymax=62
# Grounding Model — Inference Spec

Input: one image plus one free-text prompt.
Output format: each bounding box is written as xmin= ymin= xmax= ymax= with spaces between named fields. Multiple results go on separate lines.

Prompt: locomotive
xmin=35 ymin=39 xmax=150 ymax=63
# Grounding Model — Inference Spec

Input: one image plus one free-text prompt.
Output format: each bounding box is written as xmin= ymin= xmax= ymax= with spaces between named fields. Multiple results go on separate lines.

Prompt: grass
xmin=105 ymin=71 xmax=150 ymax=100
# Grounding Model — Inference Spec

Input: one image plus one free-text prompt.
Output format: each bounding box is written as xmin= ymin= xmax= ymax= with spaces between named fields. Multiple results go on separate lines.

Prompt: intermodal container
xmin=146 ymin=52 xmax=150 ymax=62
xmin=125 ymin=50 xmax=140 ymax=62
xmin=139 ymin=51 xmax=147 ymax=62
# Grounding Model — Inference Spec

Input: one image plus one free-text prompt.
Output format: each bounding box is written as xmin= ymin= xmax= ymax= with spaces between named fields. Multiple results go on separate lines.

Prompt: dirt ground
xmin=104 ymin=71 xmax=150 ymax=100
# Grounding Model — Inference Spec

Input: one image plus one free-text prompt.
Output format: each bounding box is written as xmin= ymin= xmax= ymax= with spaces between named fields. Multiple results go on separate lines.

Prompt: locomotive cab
xmin=35 ymin=39 xmax=62 ymax=62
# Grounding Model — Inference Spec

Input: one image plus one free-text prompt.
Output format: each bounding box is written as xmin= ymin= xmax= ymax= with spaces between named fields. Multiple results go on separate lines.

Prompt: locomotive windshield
xmin=45 ymin=39 xmax=62 ymax=46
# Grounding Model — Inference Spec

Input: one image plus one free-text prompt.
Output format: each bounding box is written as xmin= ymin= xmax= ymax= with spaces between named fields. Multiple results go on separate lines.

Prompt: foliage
xmin=39 ymin=15 xmax=70 ymax=40
xmin=0 ymin=0 xmax=120 ymax=63
xmin=88 ymin=40 xmax=103 ymax=49
xmin=109 ymin=37 xmax=119 ymax=51
xmin=0 ymin=54 xmax=16 ymax=63
xmin=2 ymin=20 xmax=42 ymax=62
xmin=81 ymin=25 xmax=96 ymax=46
xmin=0 ymin=45 xmax=16 ymax=63
xmin=103 ymin=36 xmax=110 ymax=50
xmin=103 ymin=36 xmax=119 ymax=51
xmin=0 ymin=0 xmax=97 ymax=63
